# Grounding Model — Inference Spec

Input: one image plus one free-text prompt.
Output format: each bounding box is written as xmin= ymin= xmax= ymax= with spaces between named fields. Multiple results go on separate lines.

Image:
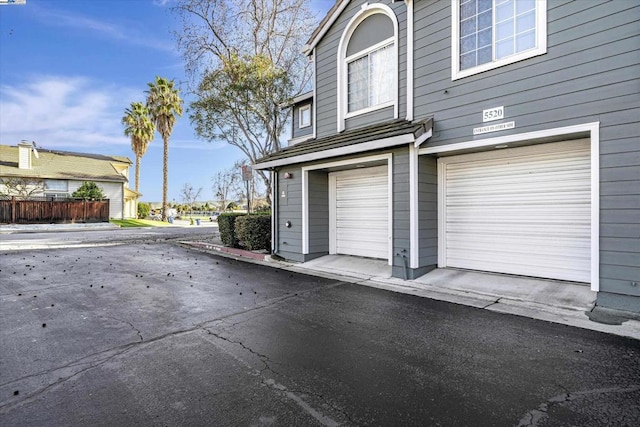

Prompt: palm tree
xmin=122 ymin=102 xmax=155 ymax=193
xmin=146 ymin=76 xmax=183 ymax=221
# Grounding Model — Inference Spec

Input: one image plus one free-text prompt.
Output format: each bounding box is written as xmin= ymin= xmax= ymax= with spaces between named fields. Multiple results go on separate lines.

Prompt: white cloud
xmin=0 ymin=75 xmax=140 ymax=149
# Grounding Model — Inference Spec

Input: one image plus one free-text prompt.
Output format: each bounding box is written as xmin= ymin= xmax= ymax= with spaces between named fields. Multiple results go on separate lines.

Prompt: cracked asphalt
xmin=1 ymin=231 xmax=639 ymax=426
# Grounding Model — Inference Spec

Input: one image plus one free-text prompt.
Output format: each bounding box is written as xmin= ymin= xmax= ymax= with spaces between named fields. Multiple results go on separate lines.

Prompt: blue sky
xmin=0 ymin=0 xmax=334 ymax=203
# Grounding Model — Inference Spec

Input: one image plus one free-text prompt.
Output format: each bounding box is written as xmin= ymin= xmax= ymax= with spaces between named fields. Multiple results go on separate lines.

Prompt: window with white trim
xmin=337 ymin=4 xmax=398 ymax=131
xmin=453 ymin=0 xmax=547 ymax=79
xmin=347 ymin=42 xmax=395 ymax=113
xmin=299 ymin=104 xmax=311 ymax=128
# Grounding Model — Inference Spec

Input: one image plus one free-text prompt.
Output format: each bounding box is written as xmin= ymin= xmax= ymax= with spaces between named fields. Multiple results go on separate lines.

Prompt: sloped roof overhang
xmin=254 ymin=118 xmax=432 ymax=170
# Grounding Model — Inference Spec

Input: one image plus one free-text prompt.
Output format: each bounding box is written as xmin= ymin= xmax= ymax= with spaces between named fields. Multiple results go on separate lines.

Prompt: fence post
xmin=11 ymin=196 xmax=16 ymax=224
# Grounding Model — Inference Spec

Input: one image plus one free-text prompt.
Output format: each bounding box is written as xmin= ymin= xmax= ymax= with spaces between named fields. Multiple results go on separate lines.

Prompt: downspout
xmin=405 ymin=0 xmax=414 ymax=122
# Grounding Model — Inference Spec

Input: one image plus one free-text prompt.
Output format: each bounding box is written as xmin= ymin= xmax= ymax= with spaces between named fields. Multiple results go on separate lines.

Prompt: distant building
xmin=0 ymin=142 xmax=140 ymax=219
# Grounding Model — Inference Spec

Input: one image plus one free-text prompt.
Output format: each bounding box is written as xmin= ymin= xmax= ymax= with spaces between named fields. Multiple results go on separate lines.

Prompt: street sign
xmin=241 ymin=165 xmax=253 ymax=181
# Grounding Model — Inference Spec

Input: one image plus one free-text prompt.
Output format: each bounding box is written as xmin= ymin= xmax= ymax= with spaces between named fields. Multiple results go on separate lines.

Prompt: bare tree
xmin=173 ymin=0 xmax=317 ymax=204
xmin=211 ymin=163 xmax=243 ymax=212
xmin=0 ymin=178 xmax=45 ymax=199
xmin=180 ymin=182 xmax=203 ymax=214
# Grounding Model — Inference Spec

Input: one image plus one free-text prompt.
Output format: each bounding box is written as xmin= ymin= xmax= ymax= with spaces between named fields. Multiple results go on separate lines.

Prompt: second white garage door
xmin=330 ymin=166 xmax=389 ymax=260
xmin=439 ymin=140 xmax=591 ymax=283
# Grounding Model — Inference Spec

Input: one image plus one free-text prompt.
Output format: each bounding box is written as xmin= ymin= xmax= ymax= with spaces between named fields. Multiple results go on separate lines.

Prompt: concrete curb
xmin=182 ymin=241 xmax=640 ymax=341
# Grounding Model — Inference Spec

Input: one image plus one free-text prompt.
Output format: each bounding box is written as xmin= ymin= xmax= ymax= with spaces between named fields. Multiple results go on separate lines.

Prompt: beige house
xmin=0 ymin=142 xmax=140 ymax=219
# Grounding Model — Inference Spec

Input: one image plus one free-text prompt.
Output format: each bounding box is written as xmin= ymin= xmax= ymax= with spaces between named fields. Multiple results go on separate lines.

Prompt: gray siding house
xmin=255 ymin=0 xmax=640 ymax=314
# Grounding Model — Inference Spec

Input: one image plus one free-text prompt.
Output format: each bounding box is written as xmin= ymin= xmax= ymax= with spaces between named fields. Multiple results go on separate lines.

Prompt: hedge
xmin=235 ymin=214 xmax=271 ymax=251
xmin=217 ymin=213 xmax=246 ymax=248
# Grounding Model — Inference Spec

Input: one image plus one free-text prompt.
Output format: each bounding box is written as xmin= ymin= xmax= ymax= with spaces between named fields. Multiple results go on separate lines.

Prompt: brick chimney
xmin=18 ymin=140 xmax=33 ymax=169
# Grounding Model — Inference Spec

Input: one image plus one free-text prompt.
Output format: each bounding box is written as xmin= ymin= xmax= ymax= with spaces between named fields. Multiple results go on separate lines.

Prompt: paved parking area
xmin=1 ymin=240 xmax=639 ymax=426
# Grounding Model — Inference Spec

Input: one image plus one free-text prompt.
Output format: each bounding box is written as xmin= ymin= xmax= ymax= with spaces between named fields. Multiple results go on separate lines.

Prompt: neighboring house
xmin=255 ymin=1 xmax=640 ymax=313
xmin=0 ymin=142 xmax=140 ymax=219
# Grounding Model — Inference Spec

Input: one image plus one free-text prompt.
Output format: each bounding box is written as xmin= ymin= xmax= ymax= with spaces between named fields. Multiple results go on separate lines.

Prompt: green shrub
xmin=217 ymin=213 xmax=246 ymax=248
xmin=235 ymin=214 xmax=271 ymax=251
xmin=137 ymin=202 xmax=150 ymax=219
xmin=72 ymin=181 xmax=106 ymax=200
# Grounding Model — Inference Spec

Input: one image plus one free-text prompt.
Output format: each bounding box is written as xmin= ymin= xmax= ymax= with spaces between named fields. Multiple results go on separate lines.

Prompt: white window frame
xmin=451 ymin=0 xmax=547 ymax=80
xmin=345 ymin=40 xmax=396 ymax=118
xmin=337 ymin=3 xmax=399 ymax=132
xmin=299 ymin=104 xmax=311 ymax=128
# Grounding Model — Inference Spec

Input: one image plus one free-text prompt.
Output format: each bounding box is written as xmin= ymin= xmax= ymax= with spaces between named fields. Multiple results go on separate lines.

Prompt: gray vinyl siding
xmin=276 ymin=167 xmax=303 ymax=262
xmin=418 ymin=155 xmax=437 ymax=268
xmin=412 ymin=0 xmax=640 ymax=304
xmin=391 ymin=146 xmax=410 ymax=278
xmin=307 ymin=170 xmax=329 ymax=257
xmin=315 ymin=0 xmax=407 ymax=138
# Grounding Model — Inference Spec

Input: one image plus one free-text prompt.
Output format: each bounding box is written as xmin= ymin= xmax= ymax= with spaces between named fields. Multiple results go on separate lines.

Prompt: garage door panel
xmin=443 ymin=141 xmax=591 ymax=283
xmin=332 ymin=165 xmax=388 ymax=259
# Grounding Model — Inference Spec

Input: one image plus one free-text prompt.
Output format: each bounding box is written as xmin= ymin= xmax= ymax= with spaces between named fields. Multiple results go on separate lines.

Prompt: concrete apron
xmin=287 ymin=254 xmax=640 ymax=341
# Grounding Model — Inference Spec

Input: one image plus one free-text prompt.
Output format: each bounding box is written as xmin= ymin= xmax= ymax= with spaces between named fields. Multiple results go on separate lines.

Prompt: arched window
xmin=337 ymin=4 xmax=398 ymax=131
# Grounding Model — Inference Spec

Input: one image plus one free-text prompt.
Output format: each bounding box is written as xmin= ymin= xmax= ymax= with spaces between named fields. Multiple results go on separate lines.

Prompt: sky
xmin=0 ymin=0 xmax=335 ymax=203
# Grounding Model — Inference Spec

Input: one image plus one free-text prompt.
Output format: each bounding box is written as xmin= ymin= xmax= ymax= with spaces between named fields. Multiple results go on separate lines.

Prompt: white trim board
xmin=429 ymin=122 xmax=600 ymax=291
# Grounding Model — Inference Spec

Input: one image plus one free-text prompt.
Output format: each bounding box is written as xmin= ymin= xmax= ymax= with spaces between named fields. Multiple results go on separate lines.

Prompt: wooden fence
xmin=0 ymin=197 xmax=110 ymax=224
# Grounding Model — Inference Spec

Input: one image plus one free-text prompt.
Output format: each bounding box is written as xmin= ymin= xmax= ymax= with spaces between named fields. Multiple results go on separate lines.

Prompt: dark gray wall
xmin=276 ymin=166 xmax=303 ymax=262
xmin=315 ymin=0 xmax=406 ymax=137
xmin=307 ymin=170 xmax=329 ymax=256
xmin=418 ymin=155 xmax=437 ymax=268
xmin=292 ymin=0 xmax=638 ymax=308
xmin=411 ymin=0 xmax=640 ymax=304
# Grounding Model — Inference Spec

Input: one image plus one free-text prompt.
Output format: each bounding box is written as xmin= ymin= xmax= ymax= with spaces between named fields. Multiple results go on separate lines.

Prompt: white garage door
xmin=440 ymin=140 xmax=591 ymax=283
xmin=330 ymin=166 xmax=389 ymax=259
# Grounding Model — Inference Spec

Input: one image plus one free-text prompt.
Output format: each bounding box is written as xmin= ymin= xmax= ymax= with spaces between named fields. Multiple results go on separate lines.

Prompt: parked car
xmin=209 ymin=212 xmax=220 ymax=222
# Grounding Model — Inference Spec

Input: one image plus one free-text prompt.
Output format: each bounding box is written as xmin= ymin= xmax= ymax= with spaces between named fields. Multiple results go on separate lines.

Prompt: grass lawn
xmin=110 ymin=219 xmax=171 ymax=228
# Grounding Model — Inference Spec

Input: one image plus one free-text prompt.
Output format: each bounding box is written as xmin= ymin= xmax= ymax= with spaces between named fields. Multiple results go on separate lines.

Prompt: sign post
xmin=241 ymin=165 xmax=252 ymax=214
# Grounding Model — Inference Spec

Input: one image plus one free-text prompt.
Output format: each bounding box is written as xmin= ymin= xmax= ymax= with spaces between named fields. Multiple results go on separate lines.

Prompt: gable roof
xmin=0 ymin=145 xmax=131 ymax=183
xmin=303 ymin=0 xmax=350 ymax=55
xmin=254 ymin=118 xmax=432 ymax=169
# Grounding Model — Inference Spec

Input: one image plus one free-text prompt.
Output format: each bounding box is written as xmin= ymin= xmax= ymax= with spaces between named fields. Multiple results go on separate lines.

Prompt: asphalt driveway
xmin=1 ymin=240 xmax=639 ymax=426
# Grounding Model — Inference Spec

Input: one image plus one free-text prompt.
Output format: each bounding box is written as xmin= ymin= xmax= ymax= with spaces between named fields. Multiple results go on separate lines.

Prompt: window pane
xmin=299 ymin=106 xmax=310 ymax=127
xmin=516 ymin=10 xmax=535 ymax=33
xmin=496 ymin=37 xmax=514 ymax=58
xmin=478 ymin=10 xmax=492 ymax=30
xmin=460 ymin=0 xmax=476 ymax=20
xmin=348 ymin=57 xmax=368 ymax=112
xmin=478 ymin=0 xmax=492 ymax=13
xmin=461 ymin=17 xmax=477 ymax=37
xmin=370 ymin=45 xmax=394 ymax=105
xmin=478 ymin=28 xmax=492 ymax=48
xmin=496 ymin=0 xmax=514 ymax=22
xmin=460 ymin=52 xmax=476 ymax=70
xmin=460 ymin=34 xmax=477 ymax=54
xmin=477 ymin=45 xmax=492 ymax=65
xmin=516 ymin=0 xmax=535 ymax=15
xmin=496 ymin=19 xmax=514 ymax=41
xmin=516 ymin=30 xmax=536 ymax=51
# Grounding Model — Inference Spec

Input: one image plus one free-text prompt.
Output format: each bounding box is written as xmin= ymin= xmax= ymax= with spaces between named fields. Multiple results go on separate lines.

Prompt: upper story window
xmin=347 ymin=42 xmax=394 ymax=113
xmin=452 ymin=0 xmax=547 ymax=80
xmin=337 ymin=4 xmax=398 ymax=132
xmin=299 ymin=104 xmax=311 ymax=128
